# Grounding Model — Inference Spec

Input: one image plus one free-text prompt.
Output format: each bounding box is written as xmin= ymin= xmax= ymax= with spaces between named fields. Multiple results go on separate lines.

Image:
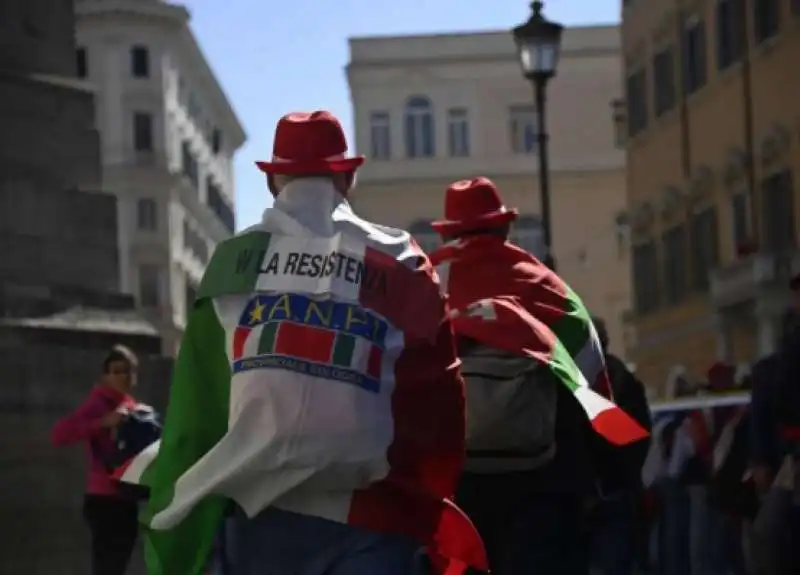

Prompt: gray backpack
xmin=459 ymin=342 xmax=557 ymax=473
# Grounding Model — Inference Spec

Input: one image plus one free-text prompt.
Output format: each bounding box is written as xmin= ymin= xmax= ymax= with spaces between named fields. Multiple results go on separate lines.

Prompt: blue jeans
xmin=226 ymin=507 xmax=426 ymax=575
xmin=591 ymin=493 xmax=636 ymax=575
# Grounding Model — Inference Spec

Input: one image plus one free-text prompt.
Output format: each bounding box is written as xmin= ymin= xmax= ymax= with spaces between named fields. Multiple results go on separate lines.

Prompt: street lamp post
xmin=512 ymin=1 xmax=563 ymax=271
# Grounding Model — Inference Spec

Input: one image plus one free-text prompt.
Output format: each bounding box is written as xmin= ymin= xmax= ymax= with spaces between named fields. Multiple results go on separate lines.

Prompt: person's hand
xmin=98 ymin=410 xmax=127 ymax=429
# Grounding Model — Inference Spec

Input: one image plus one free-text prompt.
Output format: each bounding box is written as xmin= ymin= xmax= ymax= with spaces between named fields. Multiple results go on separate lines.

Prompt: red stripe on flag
xmin=112 ymin=457 xmax=133 ymax=481
xmin=430 ymin=237 xmax=572 ymax=329
xmin=592 ymin=406 xmax=650 ymax=446
xmin=360 ymin=246 xmax=442 ymax=341
xmin=232 ymin=327 xmax=251 ymax=359
xmin=273 ymin=322 xmax=335 ymax=363
xmin=367 ymin=346 xmax=382 ymax=379
xmin=451 ymin=296 xmax=557 ymax=364
xmin=351 ymin=244 xmax=488 ymax=572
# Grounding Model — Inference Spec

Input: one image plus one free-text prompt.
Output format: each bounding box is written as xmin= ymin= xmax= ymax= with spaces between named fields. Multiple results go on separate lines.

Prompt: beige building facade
xmin=619 ymin=0 xmax=800 ymax=394
xmin=346 ymin=26 xmax=633 ymax=357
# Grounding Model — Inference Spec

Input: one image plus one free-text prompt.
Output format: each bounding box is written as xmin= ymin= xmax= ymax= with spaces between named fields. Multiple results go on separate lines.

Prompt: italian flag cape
xmin=117 ymin=222 xmax=488 ymax=574
xmin=430 ymin=236 xmax=648 ymax=446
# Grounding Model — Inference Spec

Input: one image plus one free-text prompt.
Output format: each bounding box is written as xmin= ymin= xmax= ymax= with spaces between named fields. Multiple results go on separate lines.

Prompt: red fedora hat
xmin=431 ymin=177 xmax=518 ymax=236
xmin=255 ymin=111 xmax=365 ymax=175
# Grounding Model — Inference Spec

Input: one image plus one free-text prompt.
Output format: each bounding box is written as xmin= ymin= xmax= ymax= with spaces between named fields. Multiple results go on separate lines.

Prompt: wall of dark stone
xmin=0 ymin=342 xmax=172 ymax=574
xmin=0 ymin=185 xmax=118 ymax=297
xmin=0 ymin=2 xmax=179 ymax=571
xmin=0 ymin=0 xmax=81 ymax=78
xmin=0 ymin=72 xmax=102 ymax=191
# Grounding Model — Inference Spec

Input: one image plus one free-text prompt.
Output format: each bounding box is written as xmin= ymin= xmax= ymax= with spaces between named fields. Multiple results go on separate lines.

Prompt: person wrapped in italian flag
xmin=116 ymin=112 xmax=488 ymax=574
xmin=427 ymin=177 xmax=649 ymax=572
xmin=428 ymin=177 xmax=648 ymax=446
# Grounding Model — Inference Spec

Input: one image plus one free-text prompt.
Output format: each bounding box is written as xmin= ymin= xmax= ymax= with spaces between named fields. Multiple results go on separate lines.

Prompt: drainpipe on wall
xmin=676 ymin=11 xmax=692 ymax=180
xmin=676 ymin=8 xmax=694 ymax=294
xmin=740 ymin=11 xmax=757 ymax=245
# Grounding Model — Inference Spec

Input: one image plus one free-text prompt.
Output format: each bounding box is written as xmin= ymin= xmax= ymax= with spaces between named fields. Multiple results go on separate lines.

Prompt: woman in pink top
xmin=51 ymin=344 xmax=140 ymax=575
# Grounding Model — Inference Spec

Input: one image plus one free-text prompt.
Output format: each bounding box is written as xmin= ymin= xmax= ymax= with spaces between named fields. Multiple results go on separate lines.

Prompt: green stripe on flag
xmin=549 ymin=325 xmax=647 ymax=445
xmin=332 ymin=334 xmax=356 ymax=367
xmin=142 ymin=299 xmax=232 ymax=574
xmin=257 ymin=322 xmax=279 ymax=354
xmin=548 ymin=336 xmax=582 ymax=393
xmin=197 ymin=231 xmax=272 ymax=300
xmin=550 ymin=285 xmax=593 ymax=356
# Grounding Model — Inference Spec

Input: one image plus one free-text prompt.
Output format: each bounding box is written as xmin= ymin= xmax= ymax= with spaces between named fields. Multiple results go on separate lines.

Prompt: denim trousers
xmin=223 ymin=506 xmax=426 ymax=575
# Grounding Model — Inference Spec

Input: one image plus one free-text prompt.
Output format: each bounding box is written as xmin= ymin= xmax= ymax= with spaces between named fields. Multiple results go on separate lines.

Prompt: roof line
xmin=76 ymin=0 xmax=246 ymax=148
xmin=179 ymin=26 xmax=247 ymax=148
xmin=348 ymin=22 xmax=619 ymax=43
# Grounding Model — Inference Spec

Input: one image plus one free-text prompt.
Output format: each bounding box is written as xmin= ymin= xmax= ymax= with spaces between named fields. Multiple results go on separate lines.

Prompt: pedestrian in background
xmin=589 ymin=317 xmax=652 ymax=575
xmin=135 ymin=112 xmax=487 ymax=575
xmin=749 ymin=288 xmax=800 ymax=575
xmin=429 ymin=178 xmax=647 ymax=575
xmin=51 ymin=344 xmax=141 ymax=575
xmin=653 ymin=367 xmax=695 ymax=575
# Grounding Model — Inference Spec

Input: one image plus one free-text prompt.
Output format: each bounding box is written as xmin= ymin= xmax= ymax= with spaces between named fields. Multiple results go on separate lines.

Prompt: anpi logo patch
xmin=231 ymin=293 xmax=388 ymax=393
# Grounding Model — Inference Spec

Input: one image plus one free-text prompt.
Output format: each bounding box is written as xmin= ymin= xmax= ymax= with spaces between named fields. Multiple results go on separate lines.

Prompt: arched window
xmin=404 ymin=96 xmax=435 ymax=158
xmin=408 ymin=220 xmax=440 ymax=254
xmin=510 ymin=214 xmax=546 ymax=260
xmin=368 ymin=111 xmax=391 ymax=160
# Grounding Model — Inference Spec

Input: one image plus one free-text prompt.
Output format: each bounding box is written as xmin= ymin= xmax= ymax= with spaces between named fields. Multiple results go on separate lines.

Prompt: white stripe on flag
xmin=573 ymin=385 xmax=615 ymax=420
xmin=242 ymin=323 xmax=265 ymax=357
xmin=574 ymin=323 xmax=604 ymax=386
xmin=253 ymin=235 xmax=366 ymax=301
xmin=351 ymin=336 xmax=373 ymax=372
xmin=119 ymin=440 xmax=160 ymax=484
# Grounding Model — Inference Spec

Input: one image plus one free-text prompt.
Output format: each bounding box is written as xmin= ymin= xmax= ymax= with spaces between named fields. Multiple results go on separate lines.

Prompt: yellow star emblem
xmin=249 ymin=299 xmax=266 ymax=325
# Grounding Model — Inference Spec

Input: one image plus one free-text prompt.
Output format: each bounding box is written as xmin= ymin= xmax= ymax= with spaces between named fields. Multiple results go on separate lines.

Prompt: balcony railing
xmin=101 ymin=148 xmax=170 ymax=170
xmin=709 ymin=251 xmax=797 ymax=307
xmin=175 ymin=174 xmax=230 ymax=244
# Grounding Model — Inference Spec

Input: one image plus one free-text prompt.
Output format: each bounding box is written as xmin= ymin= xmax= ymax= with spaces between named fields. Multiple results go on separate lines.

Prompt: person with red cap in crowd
xmin=135 ymin=111 xmax=487 ymax=575
xmin=589 ymin=317 xmax=652 ymax=575
xmin=701 ymin=359 xmax=753 ymax=575
xmin=704 ymin=361 xmax=738 ymax=477
xmin=427 ymin=177 xmax=648 ymax=575
xmin=698 ymin=361 xmax=749 ymax=575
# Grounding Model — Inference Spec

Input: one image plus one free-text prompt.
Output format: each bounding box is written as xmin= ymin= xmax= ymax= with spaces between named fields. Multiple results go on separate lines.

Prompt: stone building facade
xmin=619 ymin=0 xmax=800 ymax=394
xmin=347 ymin=26 xmax=633 ymax=358
xmin=0 ymin=1 xmax=168 ymax=571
